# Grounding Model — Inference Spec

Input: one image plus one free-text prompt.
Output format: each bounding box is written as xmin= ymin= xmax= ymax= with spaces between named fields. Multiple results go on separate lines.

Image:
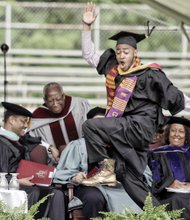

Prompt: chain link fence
xmin=0 ymin=1 xmax=189 ymax=119
xmin=0 ymin=2 xmax=189 ymax=51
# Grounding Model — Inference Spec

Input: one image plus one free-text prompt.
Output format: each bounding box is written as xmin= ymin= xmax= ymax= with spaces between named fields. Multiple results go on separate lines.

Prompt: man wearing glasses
xmin=29 ymin=82 xmax=90 ymax=166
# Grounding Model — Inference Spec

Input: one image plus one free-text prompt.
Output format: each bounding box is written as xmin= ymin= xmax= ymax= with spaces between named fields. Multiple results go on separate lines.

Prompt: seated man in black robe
xmin=0 ymin=101 xmax=65 ymax=220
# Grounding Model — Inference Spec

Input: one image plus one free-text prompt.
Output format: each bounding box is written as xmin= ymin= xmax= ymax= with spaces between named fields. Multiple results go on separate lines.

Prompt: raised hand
xmin=83 ymin=2 xmax=97 ymax=25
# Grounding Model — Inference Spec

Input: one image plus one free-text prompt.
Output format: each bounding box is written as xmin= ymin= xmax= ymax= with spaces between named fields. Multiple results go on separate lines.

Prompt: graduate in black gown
xmin=149 ymin=116 xmax=190 ymax=219
xmin=80 ymin=2 xmax=190 ymax=209
xmin=0 ymin=102 xmax=65 ymax=220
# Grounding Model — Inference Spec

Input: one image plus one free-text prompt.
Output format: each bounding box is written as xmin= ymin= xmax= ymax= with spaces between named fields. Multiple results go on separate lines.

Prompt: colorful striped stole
xmin=106 ymin=63 xmax=161 ymax=118
xmin=106 ymin=76 xmax=137 ymax=117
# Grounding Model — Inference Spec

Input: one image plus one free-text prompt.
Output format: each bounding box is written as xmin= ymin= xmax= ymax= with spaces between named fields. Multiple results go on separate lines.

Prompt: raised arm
xmin=82 ymin=2 xmax=97 ymax=31
xmin=82 ymin=2 xmax=100 ymax=67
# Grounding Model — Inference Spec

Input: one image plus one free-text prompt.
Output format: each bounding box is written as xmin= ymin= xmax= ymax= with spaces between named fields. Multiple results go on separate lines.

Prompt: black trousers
xmin=82 ymin=116 xmax=160 ymax=208
xmin=75 ymin=185 xmax=107 ymax=220
xmin=48 ymin=188 xmax=66 ymax=220
xmin=20 ymin=185 xmax=40 ymax=209
xmin=158 ymin=192 xmax=190 ymax=220
xmin=20 ymin=185 xmax=66 ymax=220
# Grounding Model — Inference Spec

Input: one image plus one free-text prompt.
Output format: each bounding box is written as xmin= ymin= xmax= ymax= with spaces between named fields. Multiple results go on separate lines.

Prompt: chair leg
xmin=67 ymin=184 xmax=85 ymax=220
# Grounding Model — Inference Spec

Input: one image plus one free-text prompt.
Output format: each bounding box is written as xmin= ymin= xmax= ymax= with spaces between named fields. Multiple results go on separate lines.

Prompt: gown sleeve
xmin=0 ymin=142 xmax=10 ymax=172
xmin=148 ymin=150 xmax=175 ymax=194
xmin=143 ymin=69 xmax=185 ymax=115
xmin=53 ymin=138 xmax=87 ymax=184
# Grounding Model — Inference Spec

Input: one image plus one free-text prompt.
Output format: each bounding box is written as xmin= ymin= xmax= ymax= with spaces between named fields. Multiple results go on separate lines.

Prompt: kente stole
xmin=106 ymin=63 xmax=161 ymax=118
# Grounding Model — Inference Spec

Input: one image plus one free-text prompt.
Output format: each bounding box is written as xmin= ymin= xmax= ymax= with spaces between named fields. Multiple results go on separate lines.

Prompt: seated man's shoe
xmin=81 ymin=159 xmax=117 ymax=186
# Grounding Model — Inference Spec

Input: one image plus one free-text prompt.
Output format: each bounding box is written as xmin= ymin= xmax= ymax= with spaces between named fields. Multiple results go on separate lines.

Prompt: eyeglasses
xmin=45 ymin=95 xmax=64 ymax=105
xmin=14 ymin=116 xmax=30 ymax=126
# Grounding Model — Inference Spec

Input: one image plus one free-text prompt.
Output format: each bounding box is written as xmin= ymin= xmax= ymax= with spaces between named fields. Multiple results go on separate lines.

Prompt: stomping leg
xmin=120 ymin=167 xmax=160 ymax=208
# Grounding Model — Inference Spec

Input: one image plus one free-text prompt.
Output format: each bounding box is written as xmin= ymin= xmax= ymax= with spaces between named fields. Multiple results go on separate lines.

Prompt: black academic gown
xmin=149 ymin=145 xmax=190 ymax=219
xmin=0 ymin=133 xmax=42 ymax=172
xmin=0 ymin=134 xmax=66 ymax=220
xmin=0 ymin=135 xmax=42 ymax=209
xmin=82 ymin=49 xmax=184 ymax=208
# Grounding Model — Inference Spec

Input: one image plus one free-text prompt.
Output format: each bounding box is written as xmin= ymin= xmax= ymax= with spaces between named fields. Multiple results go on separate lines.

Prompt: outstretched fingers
xmin=86 ymin=2 xmax=96 ymax=13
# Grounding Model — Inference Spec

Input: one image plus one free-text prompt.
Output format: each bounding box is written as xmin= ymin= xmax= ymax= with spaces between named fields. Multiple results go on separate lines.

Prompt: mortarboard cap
xmin=109 ymin=31 xmax=146 ymax=49
xmin=1 ymin=102 xmax=32 ymax=117
xmin=166 ymin=116 xmax=190 ymax=128
xmin=87 ymin=107 xmax=106 ymax=119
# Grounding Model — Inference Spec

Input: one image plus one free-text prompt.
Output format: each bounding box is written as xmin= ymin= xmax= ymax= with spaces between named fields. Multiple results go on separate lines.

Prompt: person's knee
xmin=52 ymin=189 xmax=65 ymax=203
xmin=82 ymin=119 xmax=90 ymax=131
xmin=83 ymin=118 xmax=97 ymax=134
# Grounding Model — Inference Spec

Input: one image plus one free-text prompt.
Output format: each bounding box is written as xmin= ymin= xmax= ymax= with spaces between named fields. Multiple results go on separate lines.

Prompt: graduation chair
xmin=67 ymin=166 xmax=101 ymax=220
xmin=54 ymin=183 xmax=84 ymax=220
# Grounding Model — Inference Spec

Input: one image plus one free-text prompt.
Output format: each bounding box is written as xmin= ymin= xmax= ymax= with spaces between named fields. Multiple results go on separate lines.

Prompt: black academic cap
xmin=166 ymin=116 xmax=190 ymax=128
xmin=109 ymin=31 xmax=146 ymax=49
xmin=87 ymin=107 xmax=106 ymax=119
xmin=1 ymin=102 xmax=32 ymax=117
